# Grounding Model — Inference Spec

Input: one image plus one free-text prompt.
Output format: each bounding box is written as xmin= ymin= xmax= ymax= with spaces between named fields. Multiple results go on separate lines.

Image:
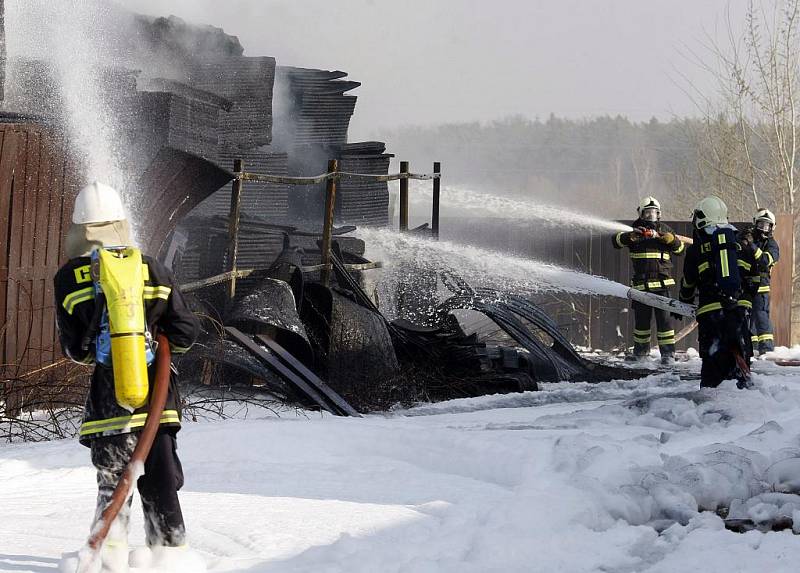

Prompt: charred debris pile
xmin=183 ymin=233 xmax=645 ymax=415
xmin=0 ymin=8 xmax=641 ymax=418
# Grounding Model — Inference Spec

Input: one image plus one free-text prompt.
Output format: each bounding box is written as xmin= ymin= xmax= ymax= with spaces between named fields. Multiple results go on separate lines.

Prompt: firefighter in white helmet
xmin=55 ymin=181 xmax=201 ymax=572
xmin=613 ymin=196 xmax=685 ymax=364
xmin=678 ymin=196 xmax=752 ymax=388
xmin=738 ymin=208 xmax=780 ymax=353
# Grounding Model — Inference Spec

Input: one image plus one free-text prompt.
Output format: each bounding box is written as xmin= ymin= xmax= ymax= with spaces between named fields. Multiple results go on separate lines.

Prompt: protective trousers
xmin=698 ymin=307 xmax=751 ymax=388
xmin=751 ymin=293 xmax=775 ymax=352
xmin=631 ymin=289 xmax=675 ymax=357
xmin=90 ymin=430 xmax=186 ymax=548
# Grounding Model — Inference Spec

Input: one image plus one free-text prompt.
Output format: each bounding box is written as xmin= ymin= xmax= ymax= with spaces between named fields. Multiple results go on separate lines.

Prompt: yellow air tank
xmin=98 ymin=247 xmax=149 ymax=411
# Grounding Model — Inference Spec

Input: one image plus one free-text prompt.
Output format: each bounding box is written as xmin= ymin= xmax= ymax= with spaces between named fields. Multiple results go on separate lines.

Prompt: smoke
xmin=3 ymin=0 xmax=246 ymax=239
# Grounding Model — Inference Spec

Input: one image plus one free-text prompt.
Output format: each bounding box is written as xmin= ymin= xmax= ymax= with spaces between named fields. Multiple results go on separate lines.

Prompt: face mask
xmin=756 ymin=219 xmax=772 ymax=233
xmin=641 ymin=208 xmax=659 ymax=223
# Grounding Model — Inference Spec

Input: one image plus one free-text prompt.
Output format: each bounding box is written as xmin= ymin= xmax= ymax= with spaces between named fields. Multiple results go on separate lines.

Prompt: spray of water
xmin=409 ymin=181 xmax=633 ymax=233
xmin=357 ymin=228 xmax=631 ymax=302
xmin=6 ymin=1 xmax=128 ymax=189
xmin=1 ymin=0 xmax=154 ymax=250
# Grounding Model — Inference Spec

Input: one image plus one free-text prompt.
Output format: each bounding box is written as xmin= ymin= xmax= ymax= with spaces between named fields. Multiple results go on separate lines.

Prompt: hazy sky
xmin=122 ymin=0 xmax=739 ymax=139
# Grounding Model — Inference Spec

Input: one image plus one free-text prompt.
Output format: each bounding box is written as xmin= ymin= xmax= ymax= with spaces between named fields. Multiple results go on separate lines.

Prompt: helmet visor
xmin=756 ymin=219 xmax=773 ymax=233
xmin=641 ymin=208 xmax=659 ymax=222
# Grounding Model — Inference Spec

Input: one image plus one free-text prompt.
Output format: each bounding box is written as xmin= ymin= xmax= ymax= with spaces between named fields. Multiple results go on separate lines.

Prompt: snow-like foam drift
xmin=410 ymin=181 xmax=633 ymax=233
xmin=5 ymin=365 xmax=800 ymax=572
xmin=358 ymin=228 xmax=630 ymax=299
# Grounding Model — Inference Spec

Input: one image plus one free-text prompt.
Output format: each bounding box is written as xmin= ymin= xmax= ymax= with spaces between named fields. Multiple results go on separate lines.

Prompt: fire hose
xmin=76 ymin=333 xmax=171 ymax=573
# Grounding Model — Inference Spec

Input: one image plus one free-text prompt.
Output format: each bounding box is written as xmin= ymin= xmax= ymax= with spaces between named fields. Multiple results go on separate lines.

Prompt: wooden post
xmin=320 ymin=159 xmax=338 ymax=286
xmin=399 ymin=161 xmax=409 ymax=232
xmin=227 ymin=159 xmax=244 ymax=300
xmin=432 ymin=162 xmax=441 ymax=240
xmin=771 ymin=213 xmax=794 ymax=346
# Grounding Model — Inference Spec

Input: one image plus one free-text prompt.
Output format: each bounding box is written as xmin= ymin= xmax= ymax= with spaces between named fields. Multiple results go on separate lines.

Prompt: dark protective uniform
xmin=734 ymin=228 xmax=763 ymax=363
xmin=613 ymin=220 xmax=685 ymax=357
xmin=679 ymin=225 xmax=751 ymax=387
xmin=742 ymin=230 xmax=779 ymax=352
xmin=54 ymin=254 xmax=199 ymax=547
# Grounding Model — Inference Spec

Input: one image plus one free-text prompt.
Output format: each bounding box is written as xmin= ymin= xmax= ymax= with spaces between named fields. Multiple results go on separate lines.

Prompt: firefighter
xmin=735 ymin=225 xmax=762 ymax=365
xmin=738 ymin=208 xmax=780 ymax=353
xmin=678 ymin=196 xmax=751 ymax=388
xmin=613 ymin=196 xmax=685 ymax=364
xmin=54 ymin=182 xmax=200 ymax=572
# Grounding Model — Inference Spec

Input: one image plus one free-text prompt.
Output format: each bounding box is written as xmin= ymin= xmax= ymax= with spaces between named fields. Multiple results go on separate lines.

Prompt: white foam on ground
xmin=4 ymin=364 xmax=800 ymax=572
xmin=764 ymin=346 xmax=800 ymax=361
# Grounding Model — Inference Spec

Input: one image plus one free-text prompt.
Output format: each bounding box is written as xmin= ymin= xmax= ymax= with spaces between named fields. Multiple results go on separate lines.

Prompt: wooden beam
xmin=771 ymin=213 xmax=793 ymax=346
xmin=225 ymin=327 xmax=359 ymax=417
xmin=320 ymin=159 xmax=338 ymax=286
xmin=256 ymin=334 xmax=361 ymax=417
xmin=399 ymin=161 xmax=409 ymax=231
xmin=227 ymin=159 xmax=244 ymax=300
xmin=432 ymin=162 xmax=441 ymax=240
xmin=180 ymin=269 xmax=256 ymax=293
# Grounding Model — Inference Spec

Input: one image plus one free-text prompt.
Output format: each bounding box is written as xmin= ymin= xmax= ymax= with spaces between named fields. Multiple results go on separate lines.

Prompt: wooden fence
xmin=0 ymin=123 xmax=82 ymax=377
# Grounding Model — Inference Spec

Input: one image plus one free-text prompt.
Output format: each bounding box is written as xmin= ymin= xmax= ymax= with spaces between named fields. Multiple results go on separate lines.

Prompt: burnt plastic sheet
xmin=301 ymin=283 xmax=399 ymax=408
xmin=226 ymin=277 xmax=312 ymax=367
xmin=134 ymin=146 xmax=233 ymax=255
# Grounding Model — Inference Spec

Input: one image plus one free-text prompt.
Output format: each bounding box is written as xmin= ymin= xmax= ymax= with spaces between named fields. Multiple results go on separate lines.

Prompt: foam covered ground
xmin=3 ymin=358 xmax=800 ymax=572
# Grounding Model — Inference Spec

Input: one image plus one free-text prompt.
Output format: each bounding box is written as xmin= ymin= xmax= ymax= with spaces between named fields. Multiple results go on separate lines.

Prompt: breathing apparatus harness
xmin=698 ymin=224 xmax=742 ymax=310
xmin=81 ymin=246 xmax=157 ymax=412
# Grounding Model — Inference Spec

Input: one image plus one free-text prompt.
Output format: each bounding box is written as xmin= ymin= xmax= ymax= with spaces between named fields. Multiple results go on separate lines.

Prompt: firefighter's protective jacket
xmin=678 ymin=225 xmax=752 ymax=316
xmin=748 ymin=235 xmax=779 ymax=293
xmin=612 ymin=219 xmax=685 ymax=291
xmin=54 ymin=254 xmax=199 ymax=445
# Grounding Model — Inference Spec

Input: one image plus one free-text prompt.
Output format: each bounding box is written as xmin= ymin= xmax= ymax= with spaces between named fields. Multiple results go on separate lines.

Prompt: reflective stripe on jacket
xmin=54 ymin=254 xmax=200 ymax=446
xmin=612 ymin=219 xmax=684 ymax=291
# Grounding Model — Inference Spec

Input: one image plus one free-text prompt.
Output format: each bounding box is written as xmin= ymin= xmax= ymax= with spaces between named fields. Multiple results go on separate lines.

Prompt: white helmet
xmin=692 ymin=196 xmax=728 ymax=229
xmin=72 ymin=181 xmax=127 ymax=224
xmin=637 ymin=196 xmax=661 ymax=222
xmin=754 ymin=207 xmax=776 ymax=232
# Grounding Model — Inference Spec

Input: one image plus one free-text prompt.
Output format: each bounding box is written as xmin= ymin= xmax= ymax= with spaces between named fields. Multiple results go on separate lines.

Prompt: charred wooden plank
xmin=255 ymin=334 xmax=361 ymax=417
xmin=225 ymin=326 xmax=358 ymax=417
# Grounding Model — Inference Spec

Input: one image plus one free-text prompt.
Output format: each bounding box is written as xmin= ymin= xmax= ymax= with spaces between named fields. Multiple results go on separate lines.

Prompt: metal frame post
xmin=432 ymin=161 xmax=441 ymax=240
xmin=320 ymin=159 xmax=338 ymax=286
xmin=399 ymin=161 xmax=409 ymax=232
xmin=227 ymin=159 xmax=244 ymax=300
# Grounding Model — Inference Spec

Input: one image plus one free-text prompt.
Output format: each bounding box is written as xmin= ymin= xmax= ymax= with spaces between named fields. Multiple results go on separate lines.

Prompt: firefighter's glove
xmin=739 ymin=230 xmax=754 ymax=247
xmin=635 ymin=227 xmax=659 ymax=240
xmin=670 ymin=312 xmax=684 ymax=321
xmin=658 ymin=232 xmax=675 ymax=245
xmin=627 ymin=231 xmax=642 ymax=243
